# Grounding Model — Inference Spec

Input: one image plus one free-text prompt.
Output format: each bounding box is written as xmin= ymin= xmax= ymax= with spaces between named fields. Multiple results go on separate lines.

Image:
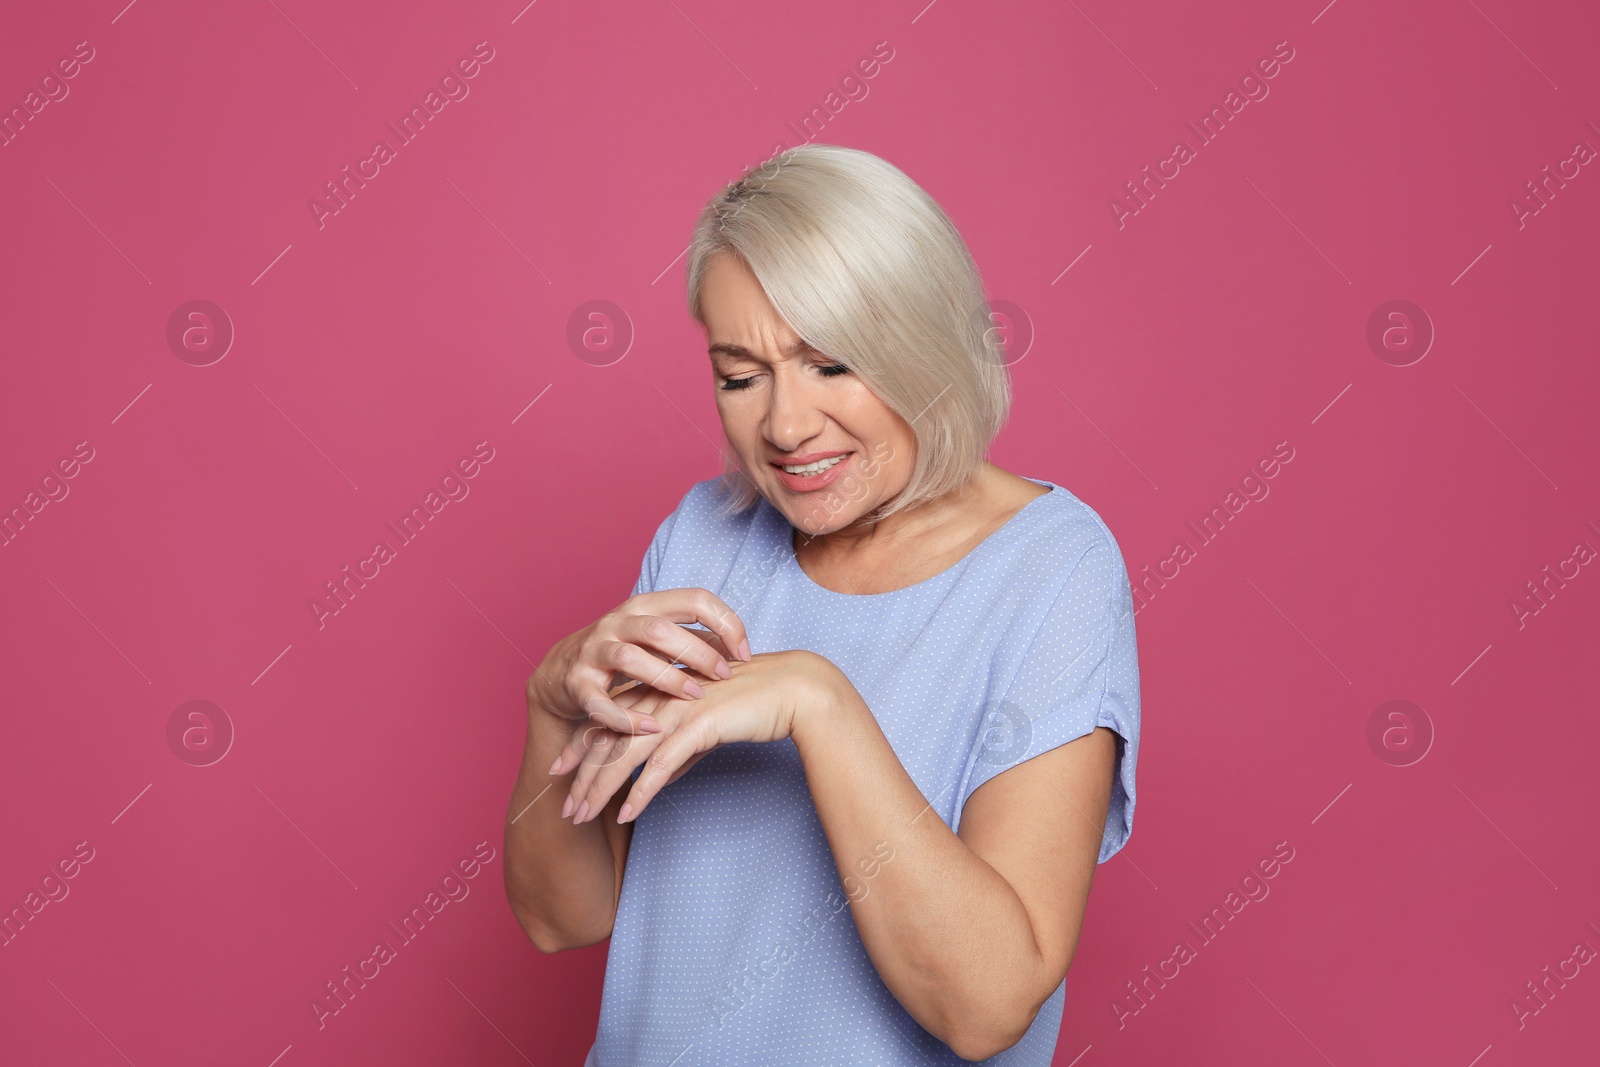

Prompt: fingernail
xmin=618 ymin=803 xmax=633 ymax=823
xmin=574 ymin=800 xmax=590 ymax=823
xmin=685 ymin=679 xmax=707 ymax=698
xmin=547 ymin=757 xmax=561 ymax=775
xmin=640 ymin=717 xmax=662 ymax=733
xmin=739 ymin=638 xmax=752 ymax=661
xmin=561 ymin=795 xmax=573 ymax=818
xmin=714 ymin=659 xmax=732 ymax=679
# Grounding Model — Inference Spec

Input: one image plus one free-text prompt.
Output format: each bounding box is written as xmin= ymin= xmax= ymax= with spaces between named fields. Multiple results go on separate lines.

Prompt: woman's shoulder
xmin=666 ymin=475 xmax=762 ymax=530
xmin=1017 ymin=477 xmax=1128 ymax=568
xmin=643 ymin=475 xmax=766 ymax=558
xmin=633 ymin=476 xmax=768 ymax=598
xmin=992 ymin=477 xmax=1136 ymax=625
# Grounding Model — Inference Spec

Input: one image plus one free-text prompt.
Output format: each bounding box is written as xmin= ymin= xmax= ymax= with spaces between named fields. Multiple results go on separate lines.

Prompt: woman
xmin=503 ymin=144 xmax=1141 ymax=1065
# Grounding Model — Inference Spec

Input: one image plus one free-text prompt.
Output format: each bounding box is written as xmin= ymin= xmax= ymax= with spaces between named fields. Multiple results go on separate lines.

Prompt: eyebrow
xmin=708 ymin=338 xmax=815 ymax=361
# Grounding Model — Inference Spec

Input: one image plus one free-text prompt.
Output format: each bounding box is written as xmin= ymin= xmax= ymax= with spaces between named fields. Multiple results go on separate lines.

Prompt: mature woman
xmin=503 ymin=144 xmax=1141 ymax=1065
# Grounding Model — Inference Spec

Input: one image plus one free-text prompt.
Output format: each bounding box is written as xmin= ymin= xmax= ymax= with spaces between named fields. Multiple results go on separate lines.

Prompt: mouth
xmin=770 ymin=451 xmax=853 ymax=492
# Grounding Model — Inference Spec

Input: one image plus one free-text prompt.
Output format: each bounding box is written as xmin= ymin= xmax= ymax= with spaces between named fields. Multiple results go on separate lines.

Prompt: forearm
xmin=791 ymin=674 xmax=1054 ymax=1059
xmin=503 ymin=692 xmax=627 ymax=952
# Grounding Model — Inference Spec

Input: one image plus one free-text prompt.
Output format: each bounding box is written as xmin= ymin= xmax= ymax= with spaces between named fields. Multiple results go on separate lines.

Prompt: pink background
xmin=3 ymin=0 xmax=1598 ymax=1064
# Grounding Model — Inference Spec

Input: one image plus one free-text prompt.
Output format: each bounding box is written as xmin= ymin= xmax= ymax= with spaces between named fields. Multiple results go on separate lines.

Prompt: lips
xmin=771 ymin=451 xmax=854 ymax=493
xmin=770 ymin=450 xmax=851 ymax=468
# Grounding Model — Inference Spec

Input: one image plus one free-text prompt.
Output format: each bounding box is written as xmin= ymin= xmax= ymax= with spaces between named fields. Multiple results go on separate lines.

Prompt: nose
xmin=762 ymin=359 xmax=826 ymax=453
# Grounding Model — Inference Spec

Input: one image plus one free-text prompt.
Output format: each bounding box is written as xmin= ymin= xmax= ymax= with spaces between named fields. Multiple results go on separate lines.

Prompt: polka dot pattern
xmin=587 ymin=476 xmax=1142 ymax=1066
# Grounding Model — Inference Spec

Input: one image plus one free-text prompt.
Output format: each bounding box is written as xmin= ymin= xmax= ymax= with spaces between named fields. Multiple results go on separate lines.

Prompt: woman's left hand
xmin=551 ymin=649 xmax=840 ymax=825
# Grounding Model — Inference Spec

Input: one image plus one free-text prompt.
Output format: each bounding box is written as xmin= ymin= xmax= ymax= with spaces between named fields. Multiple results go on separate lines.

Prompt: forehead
xmin=701 ymin=254 xmax=802 ymax=353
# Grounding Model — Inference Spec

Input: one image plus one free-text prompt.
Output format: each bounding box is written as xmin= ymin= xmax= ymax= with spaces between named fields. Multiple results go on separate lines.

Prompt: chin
xmin=791 ymin=500 xmax=863 ymax=536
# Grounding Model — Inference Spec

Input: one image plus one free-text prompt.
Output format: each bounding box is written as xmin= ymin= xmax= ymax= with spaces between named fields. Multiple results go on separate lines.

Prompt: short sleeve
xmin=957 ymin=533 xmax=1141 ymax=863
xmin=629 ymin=505 xmax=682 ymax=599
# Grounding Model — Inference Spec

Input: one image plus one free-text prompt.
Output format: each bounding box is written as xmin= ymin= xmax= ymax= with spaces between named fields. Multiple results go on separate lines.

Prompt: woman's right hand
xmin=527 ymin=587 xmax=752 ymax=737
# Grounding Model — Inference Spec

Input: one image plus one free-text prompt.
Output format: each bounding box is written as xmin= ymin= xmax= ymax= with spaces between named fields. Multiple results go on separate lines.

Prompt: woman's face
xmin=699 ymin=252 xmax=916 ymax=536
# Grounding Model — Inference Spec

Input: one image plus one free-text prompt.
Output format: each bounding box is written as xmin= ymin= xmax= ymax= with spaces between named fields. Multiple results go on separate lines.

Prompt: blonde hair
xmin=685 ymin=144 xmax=1012 ymax=525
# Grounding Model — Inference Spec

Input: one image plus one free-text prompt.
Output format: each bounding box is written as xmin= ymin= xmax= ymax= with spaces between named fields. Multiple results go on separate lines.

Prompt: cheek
xmin=716 ymin=399 xmax=764 ymax=470
xmin=843 ymin=396 xmax=914 ymax=470
xmin=712 ymin=392 xmax=747 ymax=425
xmin=830 ymin=386 xmax=888 ymax=441
xmin=715 ymin=401 xmax=762 ymax=457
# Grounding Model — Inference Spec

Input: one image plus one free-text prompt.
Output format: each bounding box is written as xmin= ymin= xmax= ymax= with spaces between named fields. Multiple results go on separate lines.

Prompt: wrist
xmin=529 ymin=706 xmax=577 ymax=762
xmin=528 ymin=634 xmax=577 ymax=714
xmin=791 ymin=652 xmax=853 ymax=744
xmin=526 ymin=674 xmax=558 ymax=721
xmin=527 ymin=666 xmax=574 ymax=732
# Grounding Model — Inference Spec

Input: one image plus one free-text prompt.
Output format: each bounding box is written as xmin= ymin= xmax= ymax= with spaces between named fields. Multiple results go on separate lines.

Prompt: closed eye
xmin=719 ymin=362 xmax=850 ymax=391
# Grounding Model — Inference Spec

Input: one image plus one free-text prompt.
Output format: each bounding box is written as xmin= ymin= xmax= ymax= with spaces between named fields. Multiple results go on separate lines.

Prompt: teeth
xmin=781 ymin=455 xmax=846 ymax=475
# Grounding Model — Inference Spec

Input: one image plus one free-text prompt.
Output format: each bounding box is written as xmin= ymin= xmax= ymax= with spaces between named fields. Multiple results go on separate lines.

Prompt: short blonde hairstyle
xmin=685 ymin=143 xmax=1012 ymax=525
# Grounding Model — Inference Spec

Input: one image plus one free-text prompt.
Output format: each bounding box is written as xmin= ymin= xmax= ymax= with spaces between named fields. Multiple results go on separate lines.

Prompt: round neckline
xmin=773 ymin=478 xmax=1060 ymax=599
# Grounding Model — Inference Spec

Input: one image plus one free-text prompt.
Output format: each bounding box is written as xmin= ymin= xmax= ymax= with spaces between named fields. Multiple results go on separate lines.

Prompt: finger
xmin=568 ymin=726 xmax=631 ymax=819
xmin=549 ymin=712 xmax=630 ymax=779
xmin=681 ymin=630 xmax=742 ymax=681
xmin=618 ymin=717 xmax=716 ymax=824
xmin=633 ymin=588 xmax=752 ymax=664
xmin=555 ymin=726 xmax=595 ymax=815
xmin=586 ymin=746 xmax=711 ymax=822
xmin=572 ymin=698 xmax=687 ymax=824
xmin=600 ymin=635 xmax=714 ymax=699
xmin=663 ymin=748 xmax=713 ymax=788
xmin=614 ymin=615 xmax=737 ymax=685
xmin=548 ymin=719 xmax=597 ymax=780
xmin=569 ymin=724 xmax=646 ymax=818
xmin=574 ymin=681 xmax=664 ymax=735
xmin=614 ymin=685 xmax=677 ymax=720
xmin=613 ymin=684 xmax=649 ymax=709
xmin=577 ymin=729 xmax=666 ymax=825
xmin=682 ymin=627 xmax=739 ymax=668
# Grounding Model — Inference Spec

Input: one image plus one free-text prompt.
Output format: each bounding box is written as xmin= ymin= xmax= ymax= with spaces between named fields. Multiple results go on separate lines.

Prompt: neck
xmin=795 ymin=462 xmax=995 ymax=557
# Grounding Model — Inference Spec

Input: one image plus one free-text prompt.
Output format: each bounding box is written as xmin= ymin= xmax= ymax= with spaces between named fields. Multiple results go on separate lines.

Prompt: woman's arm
xmin=585 ymin=651 xmax=1118 ymax=1059
xmin=502 ymin=588 xmax=751 ymax=952
xmin=559 ymin=643 xmax=1119 ymax=1058
xmin=503 ymin=674 xmax=636 ymax=953
xmin=794 ymin=665 xmax=1116 ymax=1061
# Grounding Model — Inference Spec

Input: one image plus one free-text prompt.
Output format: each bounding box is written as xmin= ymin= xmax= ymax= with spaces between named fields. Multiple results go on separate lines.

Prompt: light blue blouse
xmin=586 ymin=475 xmax=1141 ymax=1066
